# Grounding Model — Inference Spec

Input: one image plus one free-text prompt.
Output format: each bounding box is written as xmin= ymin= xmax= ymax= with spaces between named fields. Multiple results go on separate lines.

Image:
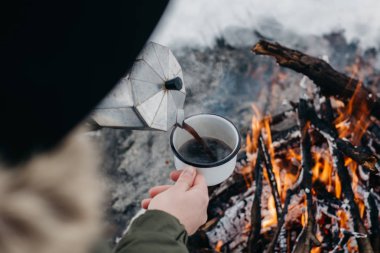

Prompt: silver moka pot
xmin=90 ymin=42 xmax=185 ymax=131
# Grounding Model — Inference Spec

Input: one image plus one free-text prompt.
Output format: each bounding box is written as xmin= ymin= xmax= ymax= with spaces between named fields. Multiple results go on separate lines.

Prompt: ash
xmin=92 ymin=27 xmax=380 ymax=241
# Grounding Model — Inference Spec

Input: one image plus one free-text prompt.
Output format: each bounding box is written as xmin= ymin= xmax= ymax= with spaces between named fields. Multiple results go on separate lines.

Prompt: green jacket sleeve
xmin=113 ymin=210 xmax=189 ymax=253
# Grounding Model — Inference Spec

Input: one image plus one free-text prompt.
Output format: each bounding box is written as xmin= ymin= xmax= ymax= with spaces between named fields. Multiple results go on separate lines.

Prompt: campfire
xmin=188 ymin=40 xmax=380 ymax=253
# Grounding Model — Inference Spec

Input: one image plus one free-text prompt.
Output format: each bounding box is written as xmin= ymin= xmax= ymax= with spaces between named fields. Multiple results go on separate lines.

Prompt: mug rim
xmin=170 ymin=113 xmax=241 ymax=168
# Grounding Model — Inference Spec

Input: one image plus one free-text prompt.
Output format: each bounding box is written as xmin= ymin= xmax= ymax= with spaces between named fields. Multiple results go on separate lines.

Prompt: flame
xmin=286 ymin=148 xmax=301 ymax=164
xmin=262 ymin=195 xmax=278 ymax=229
xmin=320 ymin=154 xmax=333 ymax=191
xmin=311 ymin=231 xmax=323 ymax=253
xmin=246 ymin=133 xmax=253 ymax=154
xmin=337 ymin=210 xmax=349 ymax=231
xmin=263 ymin=119 xmax=282 ymax=195
xmin=281 ymin=169 xmax=298 ymax=200
xmin=312 ymin=152 xmax=322 ymax=182
xmin=334 ymin=82 xmax=371 ymax=144
xmin=243 ymin=74 xmax=371 ymax=253
xmin=345 ymin=158 xmax=359 ymax=193
xmin=301 ymin=197 xmax=307 ymax=227
xmin=311 ymin=149 xmax=334 ymax=191
xmin=357 ymin=198 xmax=366 ymax=219
xmin=244 ymin=223 xmax=252 ymax=233
xmin=241 ymin=165 xmax=254 ymax=189
xmin=335 ymin=173 xmax=342 ymax=199
xmin=247 ymin=104 xmax=263 ymax=154
xmin=243 ymin=104 xmax=264 ymax=189
xmin=214 ymin=240 xmax=223 ymax=252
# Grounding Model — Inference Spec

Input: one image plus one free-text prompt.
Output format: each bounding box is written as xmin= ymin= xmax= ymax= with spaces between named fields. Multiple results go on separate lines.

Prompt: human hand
xmin=141 ymin=167 xmax=209 ymax=235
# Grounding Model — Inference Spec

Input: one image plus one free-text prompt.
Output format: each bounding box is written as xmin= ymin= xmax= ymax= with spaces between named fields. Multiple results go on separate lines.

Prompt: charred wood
xmin=206 ymin=193 xmax=254 ymax=250
xmin=247 ymin=153 xmax=264 ymax=253
xmin=304 ymin=100 xmax=378 ymax=171
xmin=315 ymin=99 xmax=374 ymax=253
xmin=252 ymin=40 xmax=380 ymax=120
xmin=330 ymin=230 xmax=367 ymax=253
xmin=272 ymin=126 xmax=300 ymax=149
xmin=291 ymin=99 xmax=321 ymax=253
xmin=259 ymin=135 xmax=283 ymax=219
xmin=368 ymin=192 xmax=380 ymax=253
xmin=267 ymin=188 xmax=298 ymax=253
xmin=336 ymin=139 xmax=378 ymax=172
xmin=367 ymin=124 xmax=380 ymax=144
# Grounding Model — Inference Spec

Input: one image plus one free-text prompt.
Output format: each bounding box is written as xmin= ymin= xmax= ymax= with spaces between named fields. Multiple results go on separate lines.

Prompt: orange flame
xmin=334 ymin=82 xmax=372 ymax=144
xmin=247 ymin=104 xmax=263 ymax=154
xmin=301 ymin=197 xmax=307 ymax=227
xmin=262 ymin=195 xmax=278 ymax=229
xmin=311 ymin=149 xmax=334 ymax=192
xmin=263 ymin=119 xmax=282 ymax=195
xmin=337 ymin=210 xmax=349 ymax=230
xmin=214 ymin=240 xmax=223 ymax=252
xmin=335 ymin=173 xmax=342 ymax=199
xmin=243 ymin=72 xmax=370 ymax=253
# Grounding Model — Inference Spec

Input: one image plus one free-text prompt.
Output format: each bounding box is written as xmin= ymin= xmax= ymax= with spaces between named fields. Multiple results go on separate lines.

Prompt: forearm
xmin=113 ymin=210 xmax=189 ymax=253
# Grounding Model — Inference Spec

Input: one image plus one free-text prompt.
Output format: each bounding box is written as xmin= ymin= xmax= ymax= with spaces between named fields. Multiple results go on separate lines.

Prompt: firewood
xmin=330 ymin=230 xmax=367 ymax=253
xmin=316 ymin=98 xmax=375 ymax=253
xmin=291 ymin=99 xmax=321 ymax=253
xmin=252 ymin=40 xmax=380 ymax=120
xmin=272 ymin=126 xmax=300 ymax=149
xmin=267 ymin=188 xmax=298 ymax=253
xmin=367 ymin=124 xmax=380 ymax=144
xmin=368 ymin=193 xmax=380 ymax=253
xmin=259 ymin=135 xmax=283 ymax=218
xmin=304 ymin=100 xmax=378 ymax=171
xmin=336 ymin=139 xmax=378 ymax=172
xmin=247 ymin=153 xmax=264 ymax=253
xmin=206 ymin=193 xmax=255 ymax=250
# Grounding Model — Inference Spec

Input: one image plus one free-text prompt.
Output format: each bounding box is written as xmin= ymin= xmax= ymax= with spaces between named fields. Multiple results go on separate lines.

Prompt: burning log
xmin=367 ymin=124 xmax=380 ymax=144
xmin=259 ymin=135 xmax=283 ymax=219
xmin=302 ymin=101 xmax=378 ymax=171
xmin=206 ymin=193 xmax=255 ymax=250
xmin=247 ymin=153 xmax=264 ymax=253
xmin=336 ymin=139 xmax=378 ymax=172
xmin=267 ymin=101 xmax=320 ymax=253
xmin=272 ymin=126 xmax=300 ymax=151
xmin=316 ymin=98 xmax=375 ymax=253
xmin=367 ymin=192 xmax=380 ymax=253
xmin=267 ymin=188 xmax=299 ymax=253
xmin=269 ymin=109 xmax=296 ymax=126
xmin=291 ymin=99 xmax=321 ymax=253
xmin=252 ymin=40 xmax=380 ymax=121
xmin=330 ymin=229 xmax=367 ymax=253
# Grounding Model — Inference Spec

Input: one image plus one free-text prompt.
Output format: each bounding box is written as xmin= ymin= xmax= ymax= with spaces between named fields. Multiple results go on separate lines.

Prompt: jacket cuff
xmin=127 ymin=210 xmax=187 ymax=241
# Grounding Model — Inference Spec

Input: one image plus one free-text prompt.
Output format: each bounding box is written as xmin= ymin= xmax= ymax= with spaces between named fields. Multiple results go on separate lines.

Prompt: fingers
xmin=174 ymin=167 xmax=196 ymax=191
xmin=170 ymin=170 xmax=182 ymax=182
xmin=148 ymin=185 xmax=171 ymax=198
xmin=191 ymin=173 xmax=208 ymax=194
xmin=141 ymin=198 xmax=151 ymax=209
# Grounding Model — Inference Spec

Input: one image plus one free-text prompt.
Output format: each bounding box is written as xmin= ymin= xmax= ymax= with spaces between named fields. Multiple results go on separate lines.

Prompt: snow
xmin=151 ymin=0 xmax=380 ymax=48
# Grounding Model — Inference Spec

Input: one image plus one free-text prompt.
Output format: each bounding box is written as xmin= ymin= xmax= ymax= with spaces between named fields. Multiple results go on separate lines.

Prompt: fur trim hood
xmin=0 ymin=129 xmax=104 ymax=253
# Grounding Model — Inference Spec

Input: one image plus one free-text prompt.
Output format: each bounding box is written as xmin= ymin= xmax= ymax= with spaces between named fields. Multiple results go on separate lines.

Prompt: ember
xmin=189 ymin=40 xmax=380 ymax=253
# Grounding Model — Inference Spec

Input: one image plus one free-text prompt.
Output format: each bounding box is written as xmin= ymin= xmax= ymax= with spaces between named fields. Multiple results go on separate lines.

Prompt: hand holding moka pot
xmin=90 ymin=42 xmax=185 ymax=131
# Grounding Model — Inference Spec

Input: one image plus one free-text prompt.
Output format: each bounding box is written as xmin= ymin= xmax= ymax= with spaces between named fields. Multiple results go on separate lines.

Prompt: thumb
xmin=174 ymin=167 xmax=196 ymax=191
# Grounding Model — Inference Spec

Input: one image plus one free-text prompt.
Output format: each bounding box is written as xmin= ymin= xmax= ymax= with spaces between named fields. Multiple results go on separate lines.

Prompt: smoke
xmin=151 ymin=0 xmax=380 ymax=49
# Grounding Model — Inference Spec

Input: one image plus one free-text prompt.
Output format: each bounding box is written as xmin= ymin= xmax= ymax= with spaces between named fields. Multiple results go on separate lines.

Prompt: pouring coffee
xmin=171 ymin=114 xmax=241 ymax=186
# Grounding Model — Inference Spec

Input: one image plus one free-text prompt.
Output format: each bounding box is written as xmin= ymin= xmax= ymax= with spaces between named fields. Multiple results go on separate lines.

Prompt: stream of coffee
xmin=181 ymin=122 xmax=217 ymax=161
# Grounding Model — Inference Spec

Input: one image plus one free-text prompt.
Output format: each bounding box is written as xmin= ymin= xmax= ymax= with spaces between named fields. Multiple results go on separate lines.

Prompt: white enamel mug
xmin=170 ymin=114 xmax=241 ymax=186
